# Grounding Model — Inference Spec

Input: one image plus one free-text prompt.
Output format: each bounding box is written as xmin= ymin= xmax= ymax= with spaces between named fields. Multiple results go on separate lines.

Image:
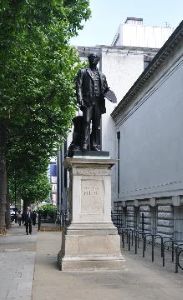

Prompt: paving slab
xmin=32 ymin=231 xmax=183 ymax=300
xmin=0 ymin=223 xmax=37 ymax=300
xmin=1 ymin=224 xmax=183 ymax=300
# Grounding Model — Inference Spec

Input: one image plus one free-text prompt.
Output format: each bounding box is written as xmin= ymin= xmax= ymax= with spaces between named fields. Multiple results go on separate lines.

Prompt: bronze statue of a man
xmin=76 ymin=53 xmax=109 ymax=151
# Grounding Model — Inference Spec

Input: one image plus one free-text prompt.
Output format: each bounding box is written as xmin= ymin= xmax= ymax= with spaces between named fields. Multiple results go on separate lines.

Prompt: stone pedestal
xmin=58 ymin=154 xmax=124 ymax=271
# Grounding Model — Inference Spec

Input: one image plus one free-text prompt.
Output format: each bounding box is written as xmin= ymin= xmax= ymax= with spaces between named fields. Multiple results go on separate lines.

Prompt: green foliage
xmin=9 ymin=171 xmax=51 ymax=207
xmin=38 ymin=203 xmax=57 ymax=215
xmin=0 ymin=1 xmax=91 ymax=207
xmin=0 ymin=0 xmax=90 ymax=154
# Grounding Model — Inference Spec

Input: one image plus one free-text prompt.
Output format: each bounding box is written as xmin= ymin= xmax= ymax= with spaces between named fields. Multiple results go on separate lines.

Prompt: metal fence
xmin=112 ymin=209 xmax=183 ymax=273
xmin=37 ymin=210 xmax=71 ymax=231
xmin=37 ymin=207 xmax=183 ymax=272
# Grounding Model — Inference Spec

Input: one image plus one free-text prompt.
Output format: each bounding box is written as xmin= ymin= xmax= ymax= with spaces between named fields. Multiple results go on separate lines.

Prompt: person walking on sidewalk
xmin=17 ymin=210 xmax=22 ymax=226
xmin=23 ymin=207 xmax=33 ymax=235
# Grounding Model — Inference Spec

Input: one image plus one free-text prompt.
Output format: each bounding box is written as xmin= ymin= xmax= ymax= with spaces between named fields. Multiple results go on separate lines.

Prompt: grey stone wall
xmin=113 ymin=200 xmax=183 ymax=239
xmin=115 ymin=50 xmax=183 ymax=202
xmin=139 ymin=206 xmax=151 ymax=232
xmin=157 ymin=205 xmax=174 ymax=237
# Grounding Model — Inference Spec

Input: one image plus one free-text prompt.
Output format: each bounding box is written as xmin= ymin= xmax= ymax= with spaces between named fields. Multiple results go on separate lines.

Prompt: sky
xmin=70 ymin=0 xmax=183 ymax=46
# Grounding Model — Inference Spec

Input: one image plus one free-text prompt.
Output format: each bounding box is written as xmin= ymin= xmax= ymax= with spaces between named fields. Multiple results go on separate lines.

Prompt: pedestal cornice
xmin=64 ymin=156 xmax=116 ymax=170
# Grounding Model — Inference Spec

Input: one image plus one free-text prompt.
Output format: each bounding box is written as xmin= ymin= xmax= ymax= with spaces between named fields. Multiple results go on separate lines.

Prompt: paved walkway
xmin=0 ymin=223 xmax=36 ymax=300
xmin=0 ymin=224 xmax=183 ymax=300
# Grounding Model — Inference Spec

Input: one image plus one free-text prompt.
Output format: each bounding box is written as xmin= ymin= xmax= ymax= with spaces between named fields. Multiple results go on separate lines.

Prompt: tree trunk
xmin=23 ymin=199 xmax=31 ymax=212
xmin=0 ymin=123 xmax=7 ymax=234
xmin=0 ymin=157 xmax=7 ymax=234
xmin=6 ymin=194 xmax=11 ymax=229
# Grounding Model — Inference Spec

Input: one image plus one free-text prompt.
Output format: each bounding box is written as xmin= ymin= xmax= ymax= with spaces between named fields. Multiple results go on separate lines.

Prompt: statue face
xmin=88 ymin=54 xmax=100 ymax=67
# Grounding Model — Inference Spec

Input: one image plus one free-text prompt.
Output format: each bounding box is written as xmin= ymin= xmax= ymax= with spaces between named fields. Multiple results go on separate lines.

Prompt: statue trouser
xmin=82 ymin=103 xmax=101 ymax=150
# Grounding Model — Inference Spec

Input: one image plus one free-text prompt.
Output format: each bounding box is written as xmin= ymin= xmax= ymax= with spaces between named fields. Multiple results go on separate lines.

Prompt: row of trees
xmin=0 ymin=0 xmax=90 ymax=233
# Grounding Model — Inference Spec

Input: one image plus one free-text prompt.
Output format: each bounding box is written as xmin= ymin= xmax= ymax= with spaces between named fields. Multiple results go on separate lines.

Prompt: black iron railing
xmin=111 ymin=210 xmax=183 ymax=273
xmin=37 ymin=210 xmax=71 ymax=231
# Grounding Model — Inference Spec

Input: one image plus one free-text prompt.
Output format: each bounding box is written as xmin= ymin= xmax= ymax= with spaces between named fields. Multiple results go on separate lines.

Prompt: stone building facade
xmin=112 ymin=17 xmax=174 ymax=48
xmin=111 ymin=21 xmax=183 ymax=238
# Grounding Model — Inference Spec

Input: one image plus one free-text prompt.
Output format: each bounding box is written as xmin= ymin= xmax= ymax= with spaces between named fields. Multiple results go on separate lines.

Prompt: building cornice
xmin=111 ymin=20 xmax=183 ymax=121
xmin=76 ymin=45 xmax=158 ymax=56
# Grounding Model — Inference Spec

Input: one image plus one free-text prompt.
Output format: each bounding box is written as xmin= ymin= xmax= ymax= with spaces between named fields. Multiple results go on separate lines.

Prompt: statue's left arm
xmin=101 ymin=73 xmax=117 ymax=103
xmin=101 ymin=74 xmax=109 ymax=95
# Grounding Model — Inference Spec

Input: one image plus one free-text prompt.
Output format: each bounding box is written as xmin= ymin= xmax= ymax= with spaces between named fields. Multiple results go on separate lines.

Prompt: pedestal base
xmin=58 ymin=223 xmax=124 ymax=271
xmin=58 ymin=255 xmax=124 ymax=271
xmin=58 ymin=156 xmax=124 ymax=271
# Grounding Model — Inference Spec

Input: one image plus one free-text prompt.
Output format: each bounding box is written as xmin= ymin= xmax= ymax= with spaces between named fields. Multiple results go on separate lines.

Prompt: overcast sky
xmin=70 ymin=0 xmax=183 ymax=46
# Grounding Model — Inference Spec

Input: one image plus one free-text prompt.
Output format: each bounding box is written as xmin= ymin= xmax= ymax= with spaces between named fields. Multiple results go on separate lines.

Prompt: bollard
xmin=122 ymin=229 xmax=125 ymax=248
xmin=175 ymin=246 xmax=179 ymax=273
xmin=160 ymin=237 xmax=164 ymax=258
xmin=128 ymin=232 xmax=131 ymax=251
xmin=162 ymin=242 xmax=165 ymax=267
xmin=38 ymin=212 xmax=41 ymax=231
xmin=172 ymin=241 xmax=174 ymax=262
xmin=143 ymin=235 xmax=146 ymax=258
xmin=135 ymin=231 xmax=138 ymax=254
xmin=131 ymin=230 xmax=134 ymax=246
xmin=152 ymin=235 xmax=155 ymax=262
xmin=137 ymin=232 xmax=139 ymax=248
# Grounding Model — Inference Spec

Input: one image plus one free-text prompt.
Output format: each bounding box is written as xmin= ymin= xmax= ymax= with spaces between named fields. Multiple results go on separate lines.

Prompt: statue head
xmin=88 ymin=53 xmax=100 ymax=68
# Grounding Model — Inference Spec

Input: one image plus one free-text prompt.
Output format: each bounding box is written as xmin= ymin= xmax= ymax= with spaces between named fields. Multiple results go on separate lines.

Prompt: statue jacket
xmin=76 ymin=68 xmax=109 ymax=114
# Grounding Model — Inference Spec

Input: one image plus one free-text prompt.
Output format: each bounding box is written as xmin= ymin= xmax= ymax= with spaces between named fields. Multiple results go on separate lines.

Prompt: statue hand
xmin=79 ymin=105 xmax=85 ymax=112
xmin=78 ymin=99 xmax=84 ymax=107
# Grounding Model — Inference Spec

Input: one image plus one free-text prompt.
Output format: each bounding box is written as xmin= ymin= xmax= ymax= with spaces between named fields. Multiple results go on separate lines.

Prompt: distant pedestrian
xmin=23 ymin=207 xmax=33 ymax=235
xmin=38 ymin=211 xmax=41 ymax=231
xmin=17 ymin=210 xmax=22 ymax=226
xmin=32 ymin=211 xmax=37 ymax=226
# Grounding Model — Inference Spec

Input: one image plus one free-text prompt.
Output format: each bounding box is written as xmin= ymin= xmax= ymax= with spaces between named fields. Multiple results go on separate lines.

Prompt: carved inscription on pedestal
xmin=73 ymin=168 xmax=110 ymax=176
xmin=81 ymin=180 xmax=104 ymax=214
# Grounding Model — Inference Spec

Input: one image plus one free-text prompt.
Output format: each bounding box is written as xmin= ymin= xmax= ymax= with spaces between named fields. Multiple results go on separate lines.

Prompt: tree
xmin=0 ymin=0 xmax=91 ymax=233
xmin=38 ymin=204 xmax=57 ymax=217
xmin=9 ymin=171 xmax=51 ymax=210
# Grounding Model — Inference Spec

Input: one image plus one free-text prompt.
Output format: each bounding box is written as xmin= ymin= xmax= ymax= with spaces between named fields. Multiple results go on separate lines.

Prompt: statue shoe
xmin=82 ymin=143 xmax=88 ymax=151
xmin=91 ymin=145 xmax=100 ymax=151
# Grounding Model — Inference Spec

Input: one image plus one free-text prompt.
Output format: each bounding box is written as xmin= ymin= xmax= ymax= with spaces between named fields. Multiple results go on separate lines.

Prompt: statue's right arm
xmin=75 ymin=69 xmax=84 ymax=106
